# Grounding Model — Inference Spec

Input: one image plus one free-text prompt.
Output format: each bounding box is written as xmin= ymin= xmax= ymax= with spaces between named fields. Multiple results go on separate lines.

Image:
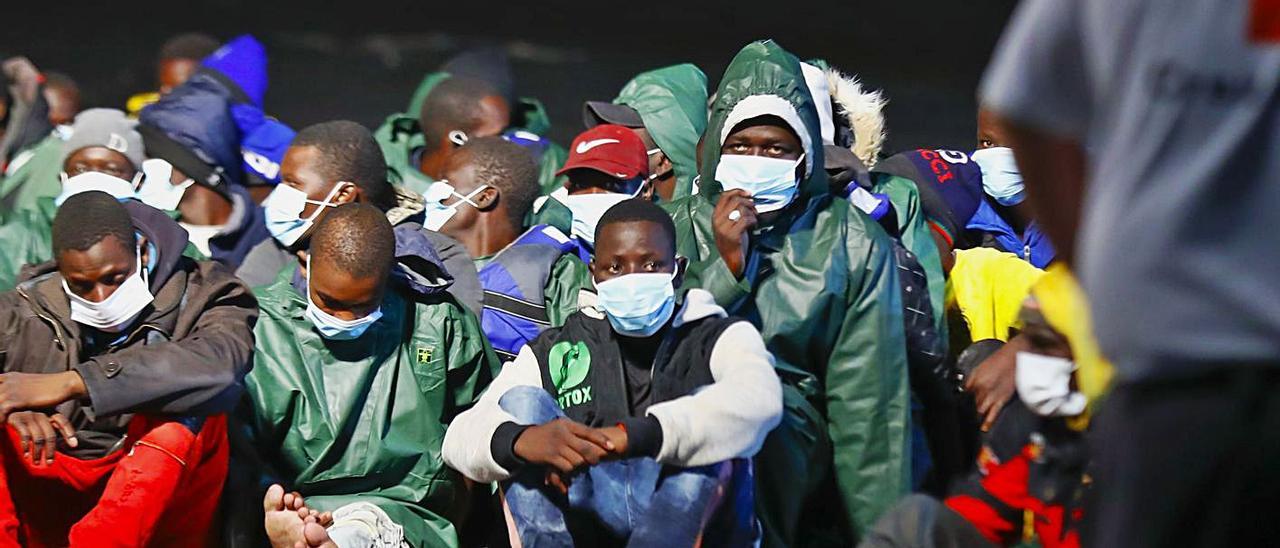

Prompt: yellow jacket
xmin=945 ymin=247 xmax=1045 ymax=343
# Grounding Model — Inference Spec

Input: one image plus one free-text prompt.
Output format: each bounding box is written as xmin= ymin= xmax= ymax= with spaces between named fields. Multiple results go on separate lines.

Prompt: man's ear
xmin=295 ymin=250 xmax=309 ymax=277
xmin=334 ymin=181 xmax=361 ymax=205
xmin=137 ymin=235 xmax=150 ymax=270
xmin=474 ymin=186 xmax=500 ymax=211
xmin=673 ymin=256 xmax=688 ymax=289
xmin=657 ymin=151 xmax=675 ymax=180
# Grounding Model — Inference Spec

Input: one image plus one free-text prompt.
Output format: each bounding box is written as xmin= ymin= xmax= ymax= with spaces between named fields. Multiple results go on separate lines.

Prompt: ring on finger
xmin=728 ymin=210 xmax=742 ymax=222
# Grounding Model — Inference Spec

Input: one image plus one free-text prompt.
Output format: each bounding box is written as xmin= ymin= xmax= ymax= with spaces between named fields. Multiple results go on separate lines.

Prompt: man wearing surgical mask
xmin=428 ymin=136 xmax=591 ymax=362
xmin=236 ymin=120 xmax=482 ymax=315
xmin=0 ymin=191 xmax=256 ymax=543
xmin=664 ymin=41 xmax=910 ymax=546
xmin=0 ymin=108 xmax=146 ymax=291
xmin=545 ymin=124 xmax=654 ymax=252
xmin=238 ymin=203 xmax=497 ymax=548
xmin=444 ymin=198 xmax=780 ymax=547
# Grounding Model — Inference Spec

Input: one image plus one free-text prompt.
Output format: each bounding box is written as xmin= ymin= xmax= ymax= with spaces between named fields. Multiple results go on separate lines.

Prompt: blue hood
xmin=202 ymin=35 xmax=267 ymax=107
xmin=139 ymin=74 xmax=244 ymax=188
xmin=199 ymin=35 xmax=294 ymax=185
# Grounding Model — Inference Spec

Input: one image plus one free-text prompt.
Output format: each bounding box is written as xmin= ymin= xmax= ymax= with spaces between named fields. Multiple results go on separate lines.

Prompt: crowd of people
xmin=0 ymin=0 xmax=1274 ymax=544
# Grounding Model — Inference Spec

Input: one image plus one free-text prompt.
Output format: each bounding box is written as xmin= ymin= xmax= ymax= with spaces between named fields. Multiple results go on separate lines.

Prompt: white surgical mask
xmin=972 ymin=147 xmax=1025 ymax=206
xmin=714 ymin=153 xmax=805 ymax=213
xmin=422 ymin=180 xmax=489 ymax=232
xmin=63 ymin=247 xmax=154 ymax=332
xmin=135 ymin=158 xmax=194 ymax=211
xmin=264 ymin=182 xmax=349 ymax=247
xmin=1015 ymin=351 xmax=1087 ymax=417
xmin=594 ymin=269 xmax=678 ymax=337
xmin=56 ymin=171 xmax=140 ymax=206
xmin=555 ymin=185 xmax=644 ymax=246
xmin=303 ymin=257 xmax=383 ymax=340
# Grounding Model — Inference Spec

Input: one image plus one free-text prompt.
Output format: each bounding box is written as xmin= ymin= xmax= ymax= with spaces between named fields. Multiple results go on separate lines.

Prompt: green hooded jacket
xmin=374 ymin=72 xmax=568 ymax=197
xmin=613 ymin=64 xmax=708 ymax=203
xmin=0 ymin=134 xmax=64 ymax=223
xmin=240 ymin=268 xmax=500 ymax=547
xmin=663 ymin=40 xmax=910 ymax=543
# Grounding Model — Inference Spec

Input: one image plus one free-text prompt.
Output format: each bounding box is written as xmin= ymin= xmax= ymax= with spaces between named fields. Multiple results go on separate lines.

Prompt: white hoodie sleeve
xmin=645 ymin=320 xmax=783 ymax=467
xmin=441 ymin=345 xmax=544 ymax=483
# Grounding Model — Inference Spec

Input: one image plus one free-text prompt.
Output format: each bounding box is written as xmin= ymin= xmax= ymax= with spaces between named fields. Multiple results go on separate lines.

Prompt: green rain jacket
xmin=374 ymin=71 xmax=568 ymax=197
xmin=871 ymin=173 xmax=947 ymax=336
xmin=240 ymin=263 xmax=500 ymax=547
xmin=613 ymin=64 xmax=708 ymax=203
xmin=0 ymin=133 xmax=64 ymax=223
xmin=663 ymin=40 xmax=910 ymax=543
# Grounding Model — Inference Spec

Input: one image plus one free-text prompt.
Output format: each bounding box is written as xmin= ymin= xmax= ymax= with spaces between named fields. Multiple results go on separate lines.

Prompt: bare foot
xmin=264 ymin=484 xmax=307 ymax=548
xmin=302 ymin=518 xmax=340 ymax=548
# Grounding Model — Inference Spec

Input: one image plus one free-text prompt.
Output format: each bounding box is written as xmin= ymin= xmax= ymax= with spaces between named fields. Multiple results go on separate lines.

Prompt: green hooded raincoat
xmin=613 ymin=64 xmax=708 ymax=203
xmin=374 ymin=72 xmax=568 ymax=197
xmin=663 ymin=40 xmax=910 ymax=544
xmin=240 ymin=268 xmax=500 ymax=547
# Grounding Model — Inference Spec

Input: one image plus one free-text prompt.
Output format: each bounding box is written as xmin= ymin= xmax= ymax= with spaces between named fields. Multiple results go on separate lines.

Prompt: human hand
xmin=513 ymin=418 xmax=615 ymax=475
xmin=0 ymin=371 xmax=87 ymax=422
xmin=712 ymin=189 xmax=758 ymax=279
xmin=6 ymin=411 xmax=77 ymax=465
xmin=596 ymin=425 xmax=629 ymax=456
xmin=964 ymin=335 xmax=1026 ymax=431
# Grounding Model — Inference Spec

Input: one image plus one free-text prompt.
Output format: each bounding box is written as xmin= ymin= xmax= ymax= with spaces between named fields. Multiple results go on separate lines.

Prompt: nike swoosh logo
xmin=576 ymin=138 xmax=621 ymax=154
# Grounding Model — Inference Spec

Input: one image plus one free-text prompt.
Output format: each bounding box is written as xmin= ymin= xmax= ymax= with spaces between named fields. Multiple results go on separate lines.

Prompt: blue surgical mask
xmin=264 ymin=182 xmax=349 ymax=247
xmin=594 ymin=270 xmax=677 ymax=337
xmin=972 ymin=147 xmax=1025 ymax=206
xmin=714 ymin=154 xmax=805 ymax=213
xmin=557 ymin=185 xmax=644 ymax=246
xmin=303 ymin=257 xmax=383 ymax=340
xmin=422 ymin=180 xmax=489 ymax=232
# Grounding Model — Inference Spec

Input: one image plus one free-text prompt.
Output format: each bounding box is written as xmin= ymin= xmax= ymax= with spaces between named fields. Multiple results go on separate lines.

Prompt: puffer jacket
xmin=0 ymin=200 xmax=257 ymax=459
xmin=663 ymin=40 xmax=910 ymax=544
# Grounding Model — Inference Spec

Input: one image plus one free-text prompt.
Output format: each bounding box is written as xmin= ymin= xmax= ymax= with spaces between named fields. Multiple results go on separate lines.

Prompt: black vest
xmin=527 ymin=310 xmax=740 ymax=427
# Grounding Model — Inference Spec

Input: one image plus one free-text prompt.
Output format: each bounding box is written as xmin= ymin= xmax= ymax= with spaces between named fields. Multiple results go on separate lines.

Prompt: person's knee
xmin=499 ymin=386 xmax=563 ymax=425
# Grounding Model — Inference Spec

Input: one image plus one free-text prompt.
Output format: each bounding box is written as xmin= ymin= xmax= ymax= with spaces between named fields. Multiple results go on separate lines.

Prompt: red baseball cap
xmin=556 ymin=124 xmax=649 ymax=180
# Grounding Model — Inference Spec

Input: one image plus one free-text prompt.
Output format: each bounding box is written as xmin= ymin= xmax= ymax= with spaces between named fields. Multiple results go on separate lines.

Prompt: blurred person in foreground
xmin=981 ymin=0 xmax=1280 ymax=544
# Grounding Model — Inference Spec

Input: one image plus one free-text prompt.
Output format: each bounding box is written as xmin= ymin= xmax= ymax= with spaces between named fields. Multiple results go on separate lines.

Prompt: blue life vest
xmin=479 ymin=225 xmax=590 ymax=361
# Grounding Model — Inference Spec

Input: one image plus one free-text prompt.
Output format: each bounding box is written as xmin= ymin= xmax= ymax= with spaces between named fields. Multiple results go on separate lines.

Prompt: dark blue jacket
xmin=201 ymin=34 xmax=295 ymax=186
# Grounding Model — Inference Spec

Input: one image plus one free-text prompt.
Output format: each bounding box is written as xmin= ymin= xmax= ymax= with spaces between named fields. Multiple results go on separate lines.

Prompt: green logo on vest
xmin=548 ymin=341 xmax=592 ymax=408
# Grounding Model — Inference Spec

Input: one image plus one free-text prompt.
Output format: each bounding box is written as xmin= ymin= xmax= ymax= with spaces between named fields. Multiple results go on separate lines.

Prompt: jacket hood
xmin=699 ymin=40 xmax=827 ymax=202
xmin=614 ymin=64 xmax=708 ymax=201
xmin=390 ymin=223 xmax=453 ymax=297
xmin=122 ymin=200 xmax=189 ymax=291
xmin=201 ymin=35 xmax=268 ymax=107
xmin=824 ymin=66 xmax=887 ymax=168
xmin=138 ymin=74 xmax=243 ymax=189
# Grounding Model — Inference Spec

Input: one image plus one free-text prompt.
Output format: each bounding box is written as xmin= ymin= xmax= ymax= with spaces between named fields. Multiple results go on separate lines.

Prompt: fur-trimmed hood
xmin=802 ymin=62 xmax=888 ymax=169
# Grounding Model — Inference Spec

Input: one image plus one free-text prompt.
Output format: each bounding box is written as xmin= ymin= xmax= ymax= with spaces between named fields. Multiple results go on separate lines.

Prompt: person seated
xmin=582 ymin=63 xmax=709 ymax=203
xmin=0 ymin=108 xmax=147 ymax=291
xmin=0 ymin=191 xmax=256 ymax=545
xmin=237 ymin=120 xmax=481 ymax=314
xmin=239 ymin=203 xmax=498 ymax=548
xmin=443 ymin=198 xmax=782 ymax=546
xmin=136 ymin=71 xmax=270 ymax=267
xmin=376 ymin=48 xmax=568 ymax=197
xmin=538 ymin=124 xmax=653 ymax=251
xmin=425 ymin=135 xmax=591 ymax=361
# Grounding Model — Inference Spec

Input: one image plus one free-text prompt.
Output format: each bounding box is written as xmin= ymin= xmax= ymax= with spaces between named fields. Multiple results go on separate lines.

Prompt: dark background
xmin=2 ymin=0 xmax=1018 ymax=154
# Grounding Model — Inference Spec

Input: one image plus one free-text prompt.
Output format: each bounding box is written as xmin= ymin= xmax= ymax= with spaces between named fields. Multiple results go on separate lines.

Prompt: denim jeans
xmin=498 ymin=386 xmax=756 ymax=547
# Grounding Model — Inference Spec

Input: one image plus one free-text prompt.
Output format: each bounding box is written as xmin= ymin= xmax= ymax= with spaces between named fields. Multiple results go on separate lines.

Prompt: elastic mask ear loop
xmin=131 ymin=171 xmax=144 ymax=191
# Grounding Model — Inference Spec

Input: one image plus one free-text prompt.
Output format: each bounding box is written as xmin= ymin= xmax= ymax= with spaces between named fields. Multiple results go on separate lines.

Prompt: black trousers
xmin=1086 ymin=366 xmax=1280 ymax=547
